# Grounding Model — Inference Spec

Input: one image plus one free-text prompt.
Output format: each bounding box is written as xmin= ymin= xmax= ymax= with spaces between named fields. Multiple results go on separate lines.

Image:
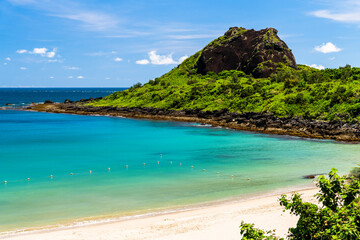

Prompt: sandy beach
xmin=3 ymin=187 xmax=318 ymax=240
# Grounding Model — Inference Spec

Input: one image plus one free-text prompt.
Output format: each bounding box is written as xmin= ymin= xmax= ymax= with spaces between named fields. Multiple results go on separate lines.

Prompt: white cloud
xmin=20 ymin=67 xmax=27 ymax=70
xmin=31 ymin=47 xmax=48 ymax=54
xmin=136 ymin=51 xmax=188 ymax=65
xmin=105 ymin=77 xmax=110 ymax=79
xmin=178 ymin=55 xmax=188 ymax=63
xmin=50 ymin=76 xmax=54 ymax=79
xmin=16 ymin=47 xmax=58 ymax=58
xmin=68 ymin=76 xmax=74 ymax=78
xmin=16 ymin=49 xmax=28 ymax=54
xmin=307 ymin=64 xmax=325 ymax=70
xmin=329 ymin=57 xmax=336 ymax=61
xmin=77 ymin=75 xmax=84 ymax=79
xmin=64 ymin=66 xmax=79 ymax=70
xmin=310 ymin=1 xmax=360 ymax=25
xmin=114 ymin=57 xmax=123 ymax=62
xmin=314 ymin=42 xmax=342 ymax=54
xmin=46 ymin=49 xmax=56 ymax=58
xmin=5 ymin=57 xmax=11 ymax=61
xmin=136 ymin=59 xmax=150 ymax=65
xmin=311 ymin=9 xmax=360 ymax=24
xmin=148 ymin=50 xmax=177 ymax=65
xmin=4 ymin=63 xmax=8 ymax=65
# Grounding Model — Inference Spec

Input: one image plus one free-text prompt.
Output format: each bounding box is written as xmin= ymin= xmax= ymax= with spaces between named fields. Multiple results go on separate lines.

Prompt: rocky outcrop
xmin=27 ymin=101 xmax=360 ymax=142
xmin=195 ymin=27 xmax=297 ymax=78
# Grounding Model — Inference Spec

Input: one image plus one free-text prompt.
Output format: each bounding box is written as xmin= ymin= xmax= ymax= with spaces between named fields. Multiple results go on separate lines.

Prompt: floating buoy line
xmin=0 ymin=160 xmax=249 ymax=184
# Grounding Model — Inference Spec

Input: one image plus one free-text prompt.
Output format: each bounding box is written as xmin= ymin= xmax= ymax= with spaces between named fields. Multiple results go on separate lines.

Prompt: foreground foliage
xmin=91 ymin=55 xmax=360 ymax=121
xmin=239 ymin=168 xmax=360 ymax=239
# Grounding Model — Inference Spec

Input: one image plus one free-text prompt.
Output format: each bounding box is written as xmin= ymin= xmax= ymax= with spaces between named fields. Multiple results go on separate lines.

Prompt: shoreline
xmin=2 ymin=184 xmax=318 ymax=240
xmin=20 ymin=102 xmax=360 ymax=142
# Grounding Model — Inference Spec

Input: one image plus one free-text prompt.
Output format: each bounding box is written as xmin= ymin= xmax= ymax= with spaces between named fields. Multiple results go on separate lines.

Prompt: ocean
xmin=0 ymin=88 xmax=359 ymax=234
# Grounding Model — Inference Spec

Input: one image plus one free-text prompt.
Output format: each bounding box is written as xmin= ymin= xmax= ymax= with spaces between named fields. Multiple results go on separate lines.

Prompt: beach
xmin=3 ymin=187 xmax=318 ymax=240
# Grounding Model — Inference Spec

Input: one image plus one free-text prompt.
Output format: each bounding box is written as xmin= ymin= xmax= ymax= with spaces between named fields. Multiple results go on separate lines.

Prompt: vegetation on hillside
xmin=91 ymin=55 xmax=360 ymax=121
xmin=240 ymin=168 xmax=360 ymax=239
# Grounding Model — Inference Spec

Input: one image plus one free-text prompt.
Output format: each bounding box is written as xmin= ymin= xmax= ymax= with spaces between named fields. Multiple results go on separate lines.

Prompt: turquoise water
xmin=0 ymin=89 xmax=359 ymax=234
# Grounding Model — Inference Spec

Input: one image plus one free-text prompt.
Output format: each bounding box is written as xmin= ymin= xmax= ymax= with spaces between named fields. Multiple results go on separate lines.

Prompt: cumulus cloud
xmin=77 ymin=75 xmax=84 ymax=79
xmin=16 ymin=47 xmax=58 ymax=58
xmin=307 ymin=64 xmax=325 ymax=70
xmin=31 ymin=47 xmax=48 ymax=54
xmin=16 ymin=49 xmax=28 ymax=54
xmin=136 ymin=51 xmax=188 ymax=65
xmin=68 ymin=76 xmax=74 ymax=79
xmin=114 ymin=57 xmax=123 ymax=62
xmin=314 ymin=42 xmax=342 ymax=53
xmin=20 ymin=67 xmax=27 ymax=70
xmin=136 ymin=59 xmax=150 ymax=65
xmin=5 ymin=57 xmax=11 ymax=61
xmin=50 ymin=76 xmax=54 ymax=79
xmin=4 ymin=63 xmax=8 ymax=65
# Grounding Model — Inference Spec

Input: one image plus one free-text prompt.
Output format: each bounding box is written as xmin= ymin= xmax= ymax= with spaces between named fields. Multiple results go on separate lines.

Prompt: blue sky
xmin=1 ymin=0 xmax=360 ymax=87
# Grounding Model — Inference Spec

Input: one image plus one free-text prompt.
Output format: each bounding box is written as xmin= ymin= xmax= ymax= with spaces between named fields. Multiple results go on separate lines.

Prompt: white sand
xmin=3 ymin=187 xmax=318 ymax=240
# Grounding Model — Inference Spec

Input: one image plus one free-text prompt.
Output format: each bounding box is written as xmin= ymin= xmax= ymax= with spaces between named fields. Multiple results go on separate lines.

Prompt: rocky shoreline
xmin=22 ymin=100 xmax=360 ymax=142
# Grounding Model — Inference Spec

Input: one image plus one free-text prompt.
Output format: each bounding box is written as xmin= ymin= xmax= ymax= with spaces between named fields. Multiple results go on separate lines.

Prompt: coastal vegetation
xmin=240 ymin=168 xmax=360 ymax=239
xmin=91 ymin=59 xmax=360 ymax=122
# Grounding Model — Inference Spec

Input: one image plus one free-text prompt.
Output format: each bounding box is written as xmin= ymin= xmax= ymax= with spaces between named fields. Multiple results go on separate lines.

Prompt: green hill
xmin=91 ymin=27 xmax=360 ymax=122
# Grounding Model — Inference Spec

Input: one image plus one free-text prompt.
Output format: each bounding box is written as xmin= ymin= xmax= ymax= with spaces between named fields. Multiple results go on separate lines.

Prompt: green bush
xmin=240 ymin=168 xmax=360 ymax=239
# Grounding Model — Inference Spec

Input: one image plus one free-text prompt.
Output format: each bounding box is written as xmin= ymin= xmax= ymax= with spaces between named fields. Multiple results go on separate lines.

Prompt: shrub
xmin=240 ymin=168 xmax=360 ymax=239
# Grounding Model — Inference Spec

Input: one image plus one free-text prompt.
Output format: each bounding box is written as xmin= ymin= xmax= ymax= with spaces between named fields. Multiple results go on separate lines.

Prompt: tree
xmin=240 ymin=168 xmax=360 ymax=239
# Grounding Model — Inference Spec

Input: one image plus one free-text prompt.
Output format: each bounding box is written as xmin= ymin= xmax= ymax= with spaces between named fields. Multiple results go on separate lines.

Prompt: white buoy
xmin=89 ymin=170 xmax=92 ymax=174
xmin=50 ymin=175 xmax=53 ymax=178
xmin=27 ymin=178 xmax=30 ymax=181
xmin=4 ymin=180 xmax=7 ymax=184
xmin=108 ymin=168 xmax=111 ymax=171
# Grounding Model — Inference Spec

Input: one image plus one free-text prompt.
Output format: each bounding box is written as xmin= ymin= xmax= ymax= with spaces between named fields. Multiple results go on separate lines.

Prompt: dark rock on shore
xmin=30 ymin=101 xmax=360 ymax=142
xmin=5 ymin=103 xmax=14 ymax=106
xmin=44 ymin=100 xmax=54 ymax=104
xmin=195 ymin=27 xmax=297 ymax=78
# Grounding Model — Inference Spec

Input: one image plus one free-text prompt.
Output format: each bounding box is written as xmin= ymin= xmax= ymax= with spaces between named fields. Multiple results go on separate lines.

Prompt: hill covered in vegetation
xmin=89 ymin=27 xmax=360 ymax=122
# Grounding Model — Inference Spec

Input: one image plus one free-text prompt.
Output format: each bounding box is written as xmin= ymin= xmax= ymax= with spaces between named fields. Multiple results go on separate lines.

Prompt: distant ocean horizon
xmin=0 ymin=88 xmax=359 ymax=235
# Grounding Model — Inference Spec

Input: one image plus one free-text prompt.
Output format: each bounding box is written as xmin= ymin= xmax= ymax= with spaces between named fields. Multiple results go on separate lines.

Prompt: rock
xmin=195 ymin=27 xmax=297 ymax=78
xmin=5 ymin=103 xmax=14 ymax=106
xmin=64 ymin=99 xmax=73 ymax=104
xmin=303 ymin=174 xmax=324 ymax=179
xmin=44 ymin=100 xmax=54 ymax=104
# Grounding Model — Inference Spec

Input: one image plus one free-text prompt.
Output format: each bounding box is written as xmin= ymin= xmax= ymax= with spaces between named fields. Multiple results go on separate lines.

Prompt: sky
xmin=1 ymin=0 xmax=360 ymax=87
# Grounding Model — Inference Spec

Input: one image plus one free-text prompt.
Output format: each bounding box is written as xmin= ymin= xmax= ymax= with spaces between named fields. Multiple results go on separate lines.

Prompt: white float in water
xmin=27 ymin=178 xmax=30 ymax=181
xmin=89 ymin=170 xmax=92 ymax=174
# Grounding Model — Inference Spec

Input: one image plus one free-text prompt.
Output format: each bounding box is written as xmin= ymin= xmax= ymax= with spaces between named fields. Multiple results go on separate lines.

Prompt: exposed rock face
xmin=196 ymin=27 xmax=297 ymax=78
